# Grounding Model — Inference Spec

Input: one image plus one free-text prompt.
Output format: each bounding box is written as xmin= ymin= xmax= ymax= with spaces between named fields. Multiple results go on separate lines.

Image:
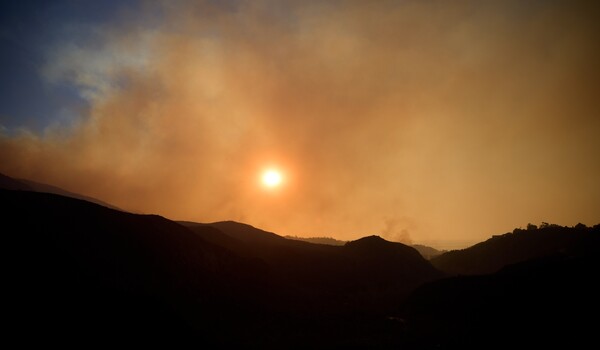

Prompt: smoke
xmin=380 ymin=217 xmax=414 ymax=245
xmin=1 ymin=0 xmax=599 ymax=244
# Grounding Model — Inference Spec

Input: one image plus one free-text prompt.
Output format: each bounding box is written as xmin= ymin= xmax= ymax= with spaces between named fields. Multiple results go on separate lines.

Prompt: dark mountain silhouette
xmin=180 ymin=221 xmax=444 ymax=346
xmin=431 ymin=223 xmax=599 ymax=275
xmin=285 ymin=235 xmax=347 ymax=245
xmin=0 ymin=172 xmax=33 ymax=190
xmin=401 ymin=252 xmax=600 ymax=348
xmin=286 ymin=234 xmax=446 ymax=260
xmin=6 ymin=185 xmax=598 ymax=347
xmin=2 ymin=190 xmax=269 ymax=345
xmin=179 ymin=220 xmax=319 ymax=258
xmin=411 ymin=244 xmax=446 ymax=260
xmin=4 ymin=190 xmax=440 ymax=347
xmin=0 ymin=171 xmax=120 ymax=209
xmin=203 ymin=220 xmax=289 ymax=244
xmin=182 ymin=222 xmax=442 ymax=311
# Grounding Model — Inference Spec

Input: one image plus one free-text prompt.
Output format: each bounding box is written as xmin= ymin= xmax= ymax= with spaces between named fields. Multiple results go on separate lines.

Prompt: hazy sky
xmin=1 ymin=0 xmax=599 ymax=248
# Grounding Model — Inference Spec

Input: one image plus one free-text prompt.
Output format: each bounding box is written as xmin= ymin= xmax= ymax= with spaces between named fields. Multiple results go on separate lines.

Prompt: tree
xmin=527 ymin=223 xmax=538 ymax=231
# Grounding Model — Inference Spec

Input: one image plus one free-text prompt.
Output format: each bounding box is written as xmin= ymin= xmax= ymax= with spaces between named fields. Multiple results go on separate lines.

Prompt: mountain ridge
xmin=431 ymin=223 xmax=600 ymax=275
xmin=0 ymin=172 xmax=120 ymax=210
xmin=182 ymin=220 xmax=443 ymax=314
xmin=402 ymin=252 xmax=600 ymax=347
xmin=3 ymin=179 xmax=598 ymax=347
xmin=4 ymin=189 xmax=440 ymax=346
xmin=2 ymin=189 xmax=271 ymax=345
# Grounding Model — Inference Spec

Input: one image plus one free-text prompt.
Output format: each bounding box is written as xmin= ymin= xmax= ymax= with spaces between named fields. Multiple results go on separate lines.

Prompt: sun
xmin=262 ymin=169 xmax=283 ymax=188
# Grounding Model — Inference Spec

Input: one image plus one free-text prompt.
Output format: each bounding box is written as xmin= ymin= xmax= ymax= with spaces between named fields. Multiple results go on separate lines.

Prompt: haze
xmin=1 ymin=0 xmax=599 ymax=248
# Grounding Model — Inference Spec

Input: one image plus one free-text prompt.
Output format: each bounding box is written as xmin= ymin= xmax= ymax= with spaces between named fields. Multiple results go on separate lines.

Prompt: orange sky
xmin=1 ymin=0 xmax=599 ymax=248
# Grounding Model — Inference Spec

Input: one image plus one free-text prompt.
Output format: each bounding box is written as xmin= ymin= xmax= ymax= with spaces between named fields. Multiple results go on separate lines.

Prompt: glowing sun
xmin=262 ymin=169 xmax=283 ymax=188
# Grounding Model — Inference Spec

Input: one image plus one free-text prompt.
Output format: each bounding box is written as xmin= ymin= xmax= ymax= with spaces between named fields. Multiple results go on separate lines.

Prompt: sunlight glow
xmin=262 ymin=169 xmax=283 ymax=188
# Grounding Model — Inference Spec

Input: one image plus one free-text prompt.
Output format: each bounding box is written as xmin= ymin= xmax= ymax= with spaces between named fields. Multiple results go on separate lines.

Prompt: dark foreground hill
xmin=403 ymin=224 xmax=600 ymax=348
xmin=3 ymin=190 xmax=440 ymax=347
xmin=431 ymin=223 xmax=600 ymax=275
xmin=2 ymin=190 xmax=271 ymax=346
xmin=402 ymin=253 xmax=600 ymax=348
xmin=5 ymin=187 xmax=598 ymax=348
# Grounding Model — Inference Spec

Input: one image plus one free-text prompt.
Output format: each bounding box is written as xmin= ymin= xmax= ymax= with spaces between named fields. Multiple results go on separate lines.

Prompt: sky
xmin=1 ymin=0 xmax=599 ymax=249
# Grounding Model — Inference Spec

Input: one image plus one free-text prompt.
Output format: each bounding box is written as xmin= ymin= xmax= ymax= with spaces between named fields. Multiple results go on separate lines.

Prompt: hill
xmin=182 ymin=222 xmax=443 ymax=314
xmin=285 ymin=235 xmax=347 ymax=246
xmin=284 ymin=236 xmax=445 ymax=260
xmin=411 ymin=244 xmax=446 ymax=260
xmin=0 ymin=172 xmax=120 ymax=209
xmin=7 ymin=184 xmax=595 ymax=347
xmin=4 ymin=190 xmax=442 ymax=347
xmin=431 ymin=223 xmax=599 ymax=275
xmin=2 ymin=189 xmax=268 ymax=345
xmin=401 ymin=252 xmax=600 ymax=348
xmin=0 ymin=172 xmax=32 ymax=190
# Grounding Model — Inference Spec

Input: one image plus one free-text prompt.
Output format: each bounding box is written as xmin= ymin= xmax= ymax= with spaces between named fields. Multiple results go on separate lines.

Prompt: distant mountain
xmin=190 ymin=220 xmax=288 ymax=245
xmin=431 ymin=223 xmax=599 ymax=275
xmin=411 ymin=244 xmax=446 ymax=260
xmin=402 ymin=252 xmax=600 ymax=348
xmin=179 ymin=220 xmax=314 ymax=258
xmin=285 ymin=235 xmax=445 ymax=259
xmin=285 ymin=235 xmax=346 ymax=246
xmin=344 ymin=235 xmax=443 ymax=287
xmin=285 ymin=236 xmax=446 ymax=260
xmin=182 ymin=221 xmax=443 ymax=314
xmin=0 ymin=172 xmax=120 ymax=209
xmin=0 ymin=172 xmax=33 ymax=190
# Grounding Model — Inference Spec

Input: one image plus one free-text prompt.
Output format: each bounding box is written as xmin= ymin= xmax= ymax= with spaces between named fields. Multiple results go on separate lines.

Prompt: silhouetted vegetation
xmin=431 ymin=223 xmax=599 ymax=275
xmin=285 ymin=235 xmax=347 ymax=246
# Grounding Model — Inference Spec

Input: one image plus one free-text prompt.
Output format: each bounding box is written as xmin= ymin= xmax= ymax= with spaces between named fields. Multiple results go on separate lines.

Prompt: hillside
xmin=431 ymin=223 xmax=599 ymax=275
xmin=402 ymin=253 xmax=600 ymax=348
xmin=285 ymin=235 xmax=347 ymax=246
xmin=6 ymin=186 xmax=597 ymax=347
xmin=2 ymin=190 xmax=268 ymax=345
xmin=285 ymin=236 xmax=445 ymax=260
xmin=411 ymin=244 xmax=446 ymax=260
xmin=182 ymin=222 xmax=443 ymax=313
xmin=4 ymin=190 xmax=441 ymax=347
xmin=0 ymin=172 xmax=33 ymax=190
xmin=0 ymin=172 xmax=120 ymax=209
